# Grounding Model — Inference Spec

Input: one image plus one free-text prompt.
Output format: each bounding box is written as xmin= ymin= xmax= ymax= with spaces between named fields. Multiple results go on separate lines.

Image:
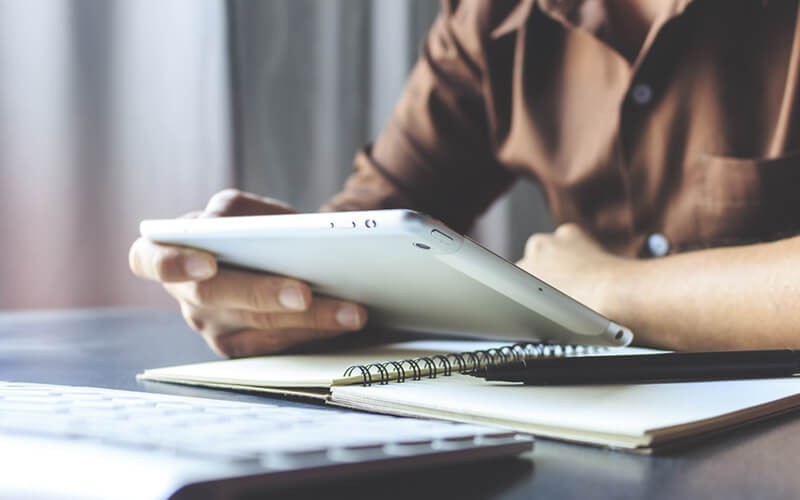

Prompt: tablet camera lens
xmin=365 ymin=219 xmax=377 ymax=228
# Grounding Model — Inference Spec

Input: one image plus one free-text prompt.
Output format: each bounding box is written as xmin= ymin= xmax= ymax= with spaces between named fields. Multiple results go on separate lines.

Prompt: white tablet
xmin=140 ymin=210 xmax=633 ymax=347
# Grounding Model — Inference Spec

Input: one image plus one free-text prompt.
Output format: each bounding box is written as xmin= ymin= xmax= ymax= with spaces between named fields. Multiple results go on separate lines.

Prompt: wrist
xmin=595 ymin=257 xmax=642 ymax=326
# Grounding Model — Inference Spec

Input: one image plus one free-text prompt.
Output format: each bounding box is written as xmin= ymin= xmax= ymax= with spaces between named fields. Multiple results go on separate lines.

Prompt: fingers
xmin=130 ymin=190 xmax=296 ymax=284
xmin=166 ymin=268 xmax=313 ymax=312
xmin=205 ymin=328 xmax=355 ymax=358
xmin=179 ymin=294 xmax=368 ymax=358
xmin=222 ymin=298 xmax=365 ymax=331
xmin=203 ymin=189 xmax=296 ymax=218
xmin=553 ymin=223 xmax=583 ymax=238
xmin=525 ymin=223 xmax=596 ymax=256
xmin=553 ymin=223 xmax=603 ymax=250
xmin=170 ymin=268 xmax=367 ymax=358
xmin=180 ymin=296 xmax=366 ymax=334
xmin=129 ymin=237 xmax=217 ymax=283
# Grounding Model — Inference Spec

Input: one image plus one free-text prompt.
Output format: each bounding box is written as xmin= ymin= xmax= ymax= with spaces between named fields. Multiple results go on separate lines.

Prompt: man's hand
xmin=516 ymin=223 xmax=631 ymax=317
xmin=518 ymin=223 xmax=800 ymax=350
xmin=129 ymin=189 xmax=367 ymax=358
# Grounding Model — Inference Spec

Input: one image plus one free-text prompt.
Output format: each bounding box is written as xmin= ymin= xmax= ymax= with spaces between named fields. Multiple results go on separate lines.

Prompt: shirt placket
xmin=538 ymin=0 xmax=694 ymax=257
xmin=618 ymin=6 xmax=694 ymax=258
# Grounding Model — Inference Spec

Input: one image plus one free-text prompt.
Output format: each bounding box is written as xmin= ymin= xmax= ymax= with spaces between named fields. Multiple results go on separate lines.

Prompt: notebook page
xmin=330 ymin=375 xmax=800 ymax=447
xmin=140 ymin=340 xmax=517 ymax=388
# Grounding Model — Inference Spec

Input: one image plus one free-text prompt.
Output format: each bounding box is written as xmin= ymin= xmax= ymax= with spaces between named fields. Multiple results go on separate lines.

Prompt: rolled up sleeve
xmin=322 ymin=0 xmax=517 ymax=233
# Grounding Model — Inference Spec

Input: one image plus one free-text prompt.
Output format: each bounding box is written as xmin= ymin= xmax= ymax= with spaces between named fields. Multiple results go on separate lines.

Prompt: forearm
xmin=607 ymin=236 xmax=800 ymax=351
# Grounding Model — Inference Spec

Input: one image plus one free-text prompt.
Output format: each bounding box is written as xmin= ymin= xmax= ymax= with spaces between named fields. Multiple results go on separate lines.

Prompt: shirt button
xmin=631 ymin=83 xmax=653 ymax=105
xmin=647 ymin=233 xmax=670 ymax=257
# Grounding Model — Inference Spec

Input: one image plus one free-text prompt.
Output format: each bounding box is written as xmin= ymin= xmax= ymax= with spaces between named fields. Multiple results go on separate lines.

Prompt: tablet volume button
xmin=431 ymin=229 xmax=454 ymax=244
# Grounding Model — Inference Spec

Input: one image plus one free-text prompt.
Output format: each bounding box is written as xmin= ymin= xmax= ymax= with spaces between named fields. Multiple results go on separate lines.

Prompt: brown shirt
xmin=324 ymin=0 xmax=800 ymax=258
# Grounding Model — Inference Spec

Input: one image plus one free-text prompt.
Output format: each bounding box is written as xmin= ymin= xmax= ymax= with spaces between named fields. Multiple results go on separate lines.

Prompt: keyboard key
xmin=0 ymin=380 xmax=534 ymax=486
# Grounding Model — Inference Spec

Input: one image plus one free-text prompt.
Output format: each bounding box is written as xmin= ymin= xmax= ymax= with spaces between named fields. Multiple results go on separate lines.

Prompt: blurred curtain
xmin=227 ymin=0 xmax=371 ymax=210
xmin=226 ymin=0 xmax=441 ymax=211
xmin=0 ymin=0 xmax=231 ymax=308
xmin=0 ymin=0 xmax=551 ymax=310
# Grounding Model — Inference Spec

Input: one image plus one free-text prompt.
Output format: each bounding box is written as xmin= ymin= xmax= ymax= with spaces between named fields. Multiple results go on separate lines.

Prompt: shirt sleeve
xmin=322 ymin=0 xmax=518 ymax=234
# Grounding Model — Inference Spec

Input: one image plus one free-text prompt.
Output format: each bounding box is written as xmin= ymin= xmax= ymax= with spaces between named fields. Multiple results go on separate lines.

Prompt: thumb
xmin=202 ymin=189 xmax=296 ymax=218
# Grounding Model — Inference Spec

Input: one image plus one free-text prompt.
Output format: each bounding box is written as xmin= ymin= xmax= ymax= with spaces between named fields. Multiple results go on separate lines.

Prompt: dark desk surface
xmin=2 ymin=309 xmax=799 ymax=500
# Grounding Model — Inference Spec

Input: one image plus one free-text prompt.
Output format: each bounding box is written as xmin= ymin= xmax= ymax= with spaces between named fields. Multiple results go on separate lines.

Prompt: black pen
xmin=468 ymin=350 xmax=800 ymax=385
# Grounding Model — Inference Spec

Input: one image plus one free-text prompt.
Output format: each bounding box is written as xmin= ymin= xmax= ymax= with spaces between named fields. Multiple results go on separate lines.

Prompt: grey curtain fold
xmin=0 ymin=0 xmax=231 ymax=308
xmin=227 ymin=0 xmax=373 ymax=211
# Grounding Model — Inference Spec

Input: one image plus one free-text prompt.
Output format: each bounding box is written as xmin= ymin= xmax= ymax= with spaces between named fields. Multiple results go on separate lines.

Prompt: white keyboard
xmin=0 ymin=381 xmax=533 ymax=499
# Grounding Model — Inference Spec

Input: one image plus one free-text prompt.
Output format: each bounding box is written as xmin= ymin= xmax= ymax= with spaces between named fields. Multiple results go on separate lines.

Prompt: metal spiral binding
xmin=342 ymin=342 xmax=602 ymax=386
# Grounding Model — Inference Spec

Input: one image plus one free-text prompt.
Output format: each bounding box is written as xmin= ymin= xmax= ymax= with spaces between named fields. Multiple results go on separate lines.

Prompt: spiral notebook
xmin=139 ymin=340 xmax=800 ymax=451
xmin=139 ymin=339 xmax=591 ymax=399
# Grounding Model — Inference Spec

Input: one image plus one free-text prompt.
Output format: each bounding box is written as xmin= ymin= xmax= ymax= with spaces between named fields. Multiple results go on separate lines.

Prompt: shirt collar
xmin=534 ymin=0 xmax=695 ymax=34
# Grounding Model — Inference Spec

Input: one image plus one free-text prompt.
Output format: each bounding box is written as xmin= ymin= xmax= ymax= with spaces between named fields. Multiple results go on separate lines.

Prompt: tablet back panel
xmin=141 ymin=210 xmax=632 ymax=346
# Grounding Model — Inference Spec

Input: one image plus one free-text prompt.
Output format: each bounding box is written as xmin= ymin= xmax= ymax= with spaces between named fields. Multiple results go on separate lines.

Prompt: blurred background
xmin=0 ymin=0 xmax=551 ymax=310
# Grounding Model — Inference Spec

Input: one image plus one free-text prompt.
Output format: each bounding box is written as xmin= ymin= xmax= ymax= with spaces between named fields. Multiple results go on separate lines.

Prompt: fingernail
xmin=336 ymin=305 xmax=362 ymax=329
xmin=185 ymin=255 xmax=214 ymax=279
xmin=278 ymin=286 xmax=307 ymax=310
